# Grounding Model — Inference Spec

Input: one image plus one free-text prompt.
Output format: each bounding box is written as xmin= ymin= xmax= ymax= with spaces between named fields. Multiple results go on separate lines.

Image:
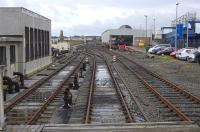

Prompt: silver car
xmin=148 ymin=44 xmax=171 ymax=54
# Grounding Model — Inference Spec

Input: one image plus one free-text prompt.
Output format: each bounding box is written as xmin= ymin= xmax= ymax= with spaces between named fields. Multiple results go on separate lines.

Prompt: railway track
xmin=6 ymin=55 xmax=85 ymax=125
xmin=89 ymin=51 xmax=148 ymax=122
xmin=68 ymin=55 xmax=94 ymax=124
xmin=83 ymin=53 xmax=133 ymax=124
xmin=5 ymin=54 xmax=76 ymax=112
xmin=106 ymin=50 xmax=200 ymax=122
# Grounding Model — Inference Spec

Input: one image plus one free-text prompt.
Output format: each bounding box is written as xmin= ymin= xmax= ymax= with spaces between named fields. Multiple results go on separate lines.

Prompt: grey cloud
xmin=1 ymin=0 xmax=200 ymax=36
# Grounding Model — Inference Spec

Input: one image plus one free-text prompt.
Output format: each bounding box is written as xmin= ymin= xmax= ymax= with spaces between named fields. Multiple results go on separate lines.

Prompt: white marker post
xmin=112 ymin=55 xmax=116 ymax=62
xmin=0 ymin=70 xmax=5 ymax=130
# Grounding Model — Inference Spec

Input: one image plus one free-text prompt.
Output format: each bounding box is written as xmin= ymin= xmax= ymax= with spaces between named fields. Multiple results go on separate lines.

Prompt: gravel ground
xmin=115 ymin=50 xmax=200 ymax=98
xmin=100 ymin=49 xmax=181 ymax=122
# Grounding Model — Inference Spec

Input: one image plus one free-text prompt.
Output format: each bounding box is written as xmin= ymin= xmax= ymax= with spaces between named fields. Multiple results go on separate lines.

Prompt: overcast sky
xmin=1 ymin=0 xmax=200 ymax=36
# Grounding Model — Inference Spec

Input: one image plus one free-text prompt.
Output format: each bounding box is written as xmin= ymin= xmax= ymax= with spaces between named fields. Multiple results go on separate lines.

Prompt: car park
xmin=196 ymin=52 xmax=200 ymax=64
xmin=151 ymin=46 xmax=167 ymax=54
xmin=148 ymin=44 xmax=171 ymax=54
xmin=170 ymin=51 xmax=177 ymax=58
xmin=176 ymin=47 xmax=197 ymax=61
xmin=156 ymin=47 xmax=175 ymax=55
xmin=187 ymin=50 xmax=199 ymax=62
xmin=194 ymin=47 xmax=200 ymax=64
xmin=174 ymin=48 xmax=184 ymax=58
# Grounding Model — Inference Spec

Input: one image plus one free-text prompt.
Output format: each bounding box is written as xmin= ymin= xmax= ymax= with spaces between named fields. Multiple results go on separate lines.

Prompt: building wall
xmin=134 ymin=30 xmax=152 ymax=38
xmin=0 ymin=7 xmax=51 ymax=77
xmin=110 ymin=28 xmax=135 ymax=35
xmin=0 ymin=41 xmax=20 ymax=77
xmin=0 ymin=8 xmax=22 ymax=35
xmin=25 ymin=56 xmax=51 ymax=74
xmin=0 ymin=7 xmax=50 ymax=35
xmin=101 ymin=30 xmax=111 ymax=43
xmin=134 ymin=37 xmax=151 ymax=46
xmin=21 ymin=8 xmax=51 ymax=75
xmin=101 ymin=28 xmax=152 ymax=45
xmin=52 ymin=42 xmax=70 ymax=51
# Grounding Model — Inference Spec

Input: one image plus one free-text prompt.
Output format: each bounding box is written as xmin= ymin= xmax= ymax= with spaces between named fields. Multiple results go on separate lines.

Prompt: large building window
xmin=10 ymin=45 xmax=16 ymax=64
xmin=25 ymin=28 xmax=50 ymax=60
xmin=38 ymin=29 xmax=42 ymax=58
xmin=25 ymin=27 xmax=29 ymax=62
xmin=42 ymin=30 xmax=45 ymax=57
xmin=0 ymin=46 xmax=6 ymax=65
xmin=25 ymin=27 xmax=50 ymax=61
xmin=30 ymin=28 xmax=34 ymax=60
xmin=47 ymin=31 xmax=49 ymax=56
xmin=45 ymin=31 xmax=48 ymax=56
xmin=34 ymin=28 xmax=38 ymax=59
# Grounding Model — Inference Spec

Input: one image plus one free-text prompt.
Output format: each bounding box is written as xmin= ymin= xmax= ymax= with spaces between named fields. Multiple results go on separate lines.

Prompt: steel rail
xmin=111 ymin=65 xmax=149 ymax=122
xmin=84 ymin=55 xmax=96 ymax=124
xmin=27 ymin=56 xmax=86 ymax=125
xmin=117 ymin=58 xmax=191 ymax=121
xmin=86 ymin=51 xmax=134 ymax=123
xmin=95 ymin=51 xmax=134 ymax=123
xmin=4 ymin=55 xmax=77 ymax=113
xmin=120 ymin=54 xmax=200 ymax=104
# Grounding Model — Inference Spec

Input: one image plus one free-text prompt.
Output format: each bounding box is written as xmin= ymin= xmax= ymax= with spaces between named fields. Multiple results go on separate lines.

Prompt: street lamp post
xmin=153 ymin=18 xmax=156 ymax=38
xmin=186 ymin=13 xmax=189 ymax=48
xmin=175 ymin=3 xmax=180 ymax=50
xmin=144 ymin=15 xmax=148 ymax=45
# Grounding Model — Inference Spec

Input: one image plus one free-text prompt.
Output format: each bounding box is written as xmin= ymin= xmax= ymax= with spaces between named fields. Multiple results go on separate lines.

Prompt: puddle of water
xmin=64 ymin=66 xmax=75 ymax=70
xmin=95 ymin=65 xmax=112 ymax=87
xmin=57 ymin=71 xmax=70 ymax=76
xmin=56 ymin=65 xmax=74 ymax=76
xmin=44 ymin=79 xmax=63 ymax=87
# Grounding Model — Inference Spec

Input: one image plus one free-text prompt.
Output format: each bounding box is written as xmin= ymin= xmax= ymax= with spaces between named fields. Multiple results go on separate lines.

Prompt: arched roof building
xmin=102 ymin=25 xmax=152 ymax=46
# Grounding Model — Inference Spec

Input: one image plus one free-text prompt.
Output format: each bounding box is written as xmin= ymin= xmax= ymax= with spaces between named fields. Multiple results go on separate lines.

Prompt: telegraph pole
xmin=144 ymin=15 xmax=148 ymax=45
xmin=186 ymin=13 xmax=189 ymax=47
xmin=153 ymin=18 xmax=156 ymax=36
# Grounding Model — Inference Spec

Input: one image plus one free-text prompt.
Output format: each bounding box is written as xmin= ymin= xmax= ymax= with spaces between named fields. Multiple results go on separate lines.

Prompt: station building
xmin=0 ymin=7 xmax=51 ymax=77
xmin=101 ymin=25 xmax=152 ymax=46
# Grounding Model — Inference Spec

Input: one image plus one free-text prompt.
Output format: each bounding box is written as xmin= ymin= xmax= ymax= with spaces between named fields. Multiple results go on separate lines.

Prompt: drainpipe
xmin=0 ymin=72 xmax=5 ymax=130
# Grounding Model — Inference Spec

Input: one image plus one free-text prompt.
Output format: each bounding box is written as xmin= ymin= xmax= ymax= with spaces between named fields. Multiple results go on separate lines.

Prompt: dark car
xmin=151 ymin=46 xmax=166 ymax=54
xmin=156 ymin=47 xmax=175 ymax=55
xmin=196 ymin=52 xmax=200 ymax=64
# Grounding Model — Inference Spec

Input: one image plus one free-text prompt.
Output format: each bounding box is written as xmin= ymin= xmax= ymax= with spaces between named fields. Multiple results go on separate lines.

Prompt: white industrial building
xmin=0 ymin=7 xmax=51 ymax=77
xmin=101 ymin=25 xmax=152 ymax=46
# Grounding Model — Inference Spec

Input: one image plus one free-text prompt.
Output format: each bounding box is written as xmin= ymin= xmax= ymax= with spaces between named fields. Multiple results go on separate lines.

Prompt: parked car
xmin=156 ymin=47 xmax=175 ymax=55
xmin=194 ymin=47 xmax=200 ymax=64
xmin=187 ymin=50 xmax=199 ymax=62
xmin=148 ymin=44 xmax=171 ymax=54
xmin=196 ymin=52 xmax=200 ymax=64
xmin=151 ymin=46 xmax=167 ymax=54
xmin=171 ymin=49 xmax=184 ymax=58
xmin=170 ymin=50 xmax=178 ymax=58
xmin=176 ymin=47 xmax=197 ymax=60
